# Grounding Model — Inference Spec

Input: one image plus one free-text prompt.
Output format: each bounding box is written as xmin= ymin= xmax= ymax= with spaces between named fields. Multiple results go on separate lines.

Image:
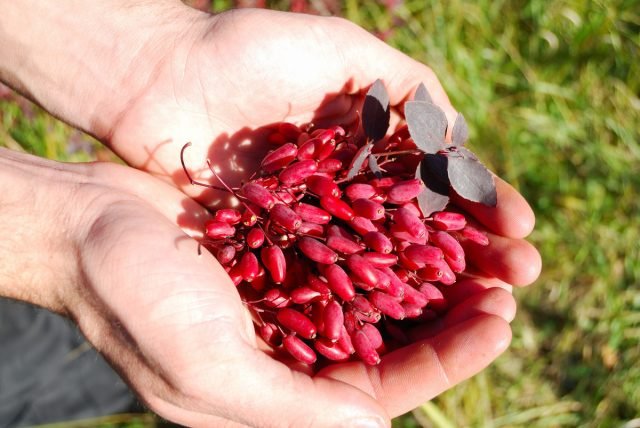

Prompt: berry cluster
xmin=192 ymin=116 xmax=490 ymax=365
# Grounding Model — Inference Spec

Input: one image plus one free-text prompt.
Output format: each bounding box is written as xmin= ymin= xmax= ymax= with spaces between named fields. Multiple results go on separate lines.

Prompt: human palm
xmin=91 ymin=7 xmax=540 ymax=426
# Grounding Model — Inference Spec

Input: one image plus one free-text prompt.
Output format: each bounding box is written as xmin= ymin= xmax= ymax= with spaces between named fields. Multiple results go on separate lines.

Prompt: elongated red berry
xmin=283 ymin=334 xmax=317 ymax=364
xmin=323 ymin=300 xmax=344 ymax=342
xmin=430 ymin=231 xmax=465 ymax=265
xmin=401 ymin=283 xmax=429 ymax=307
xmin=294 ymin=203 xmax=331 ymax=224
xmin=241 ymin=209 xmax=258 ymax=227
xmin=402 ymin=302 xmax=423 ymax=318
xmin=432 ymin=212 xmax=466 ymax=231
xmin=363 ymin=231 xmax=393 ymax=254
xmin=390 ymin=223 xmax=427 ymax=245
xmin=298 ymin=237 xmax=338 ymax=264
xmin=317 ymin=158 xmax=342 ymax=173
xmin=307 ymin=274 xmax=332 ymax=298
xmin=259 ymin=322 xmax=282 ymax=346
xmin=237 ymin=252 xmax=259 ymax=282
xmin=349 ymin=216 xmax=378 ymax=236
xmin=205 ymin=220 xmax=235 ymax=239
xmin=214 ymin=208 xmax=242 ymax=224
xmin=378 ymin=267 xmax=404 ymax=299
xmin=314 ymin=338 xmax=349 ymax=361
xmin=369 ymin=176 xmax=400 ymax=190
xmin=279 ymin=159 xmax=317 ymax=186
xmin=362 ymin=252 xmax=398 ymax=268
xmin=351 ymin=295 xmax=375 ymax=315
xmin=326 ymin=235 xmax=364 ymax=255
xmin=460 ymin=225 xmax=489 ymax=246
xmin=323 ymin=264 xmax=355 ymax=301
xmin=361 ymin=323 xmax=383 ymax=349
xmin=393 ymin=207 xmax=427 ymax=239
xmin=246 ymin=227 xmax=265 ymax=248
xmin=419 ymin=282 xmax=447 ymax=310
xmin=307 ymin=175 xmax=340 ymax=197
xmin=264 ymin=288 xmax=290 ymax=308
xmin=352 ymin=198 xmax=385 ymax=220
xmin=404 ymin=244 xmax=444 ymax=265
xmin=261 ymin=245 xmax=286 ymax=283
xmin=312 ymin=128 xmax=336 ymax=144
xmin=277 ymin=308 xmax=317 ymax=339
xmin=320 ymin=195 xmax=354 ymax=221
xmin=345 ymin=183 xmax=377 ymax=201
xmin=337 ymin=325 xmax=355 ymax=355
xmin=387 ymin=178 xmax=424 ymax=203
xmin=262 ymin=143 xmax=298 ymax=172
xmin=346 ymin=254 xmax=378 ymax=289
xmin=369 ymin=291 xmax=405 ymax=320
xmin=445 ymin=254 xmax=466 ymax=273
xmin=424 ymin=259 xmax=456 ymax=285
xmin=216 ymin=245 xmax=236 ymax=265
xmin=298 ymin=221 xmax=324 ymax=237
xmin=242 ymin=183 xmax=275 ymax=210
xmin=315 ymin=138 xmax=336 ymax=161
xmin=270 ymin=204 xmax=302 ymax=231
xmin=290 ymin=287 xmax=322 ymax=304
xmin=351 ymin=330 xmax=381 ymax=365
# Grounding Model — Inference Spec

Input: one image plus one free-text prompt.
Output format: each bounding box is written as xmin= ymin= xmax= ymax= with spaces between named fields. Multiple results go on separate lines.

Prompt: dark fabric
xmin=0 ymin=298 xmax=135 ymax=427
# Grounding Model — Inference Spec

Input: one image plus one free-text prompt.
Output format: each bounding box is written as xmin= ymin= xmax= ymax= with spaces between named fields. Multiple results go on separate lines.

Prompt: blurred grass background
xmin=1 ymin=0 xmax=638 ymax=427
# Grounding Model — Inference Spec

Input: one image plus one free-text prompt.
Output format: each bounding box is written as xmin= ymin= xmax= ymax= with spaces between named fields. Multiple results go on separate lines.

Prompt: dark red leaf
xmin=447 ymin=155 xmax=497 ymax=206
xmin=451 ymin=113 xmax=469 ymax=147
xmin=405 ymin=101 xmax=447 ymax=154
xmin=362 ymin=79 xmax=390 ymax=141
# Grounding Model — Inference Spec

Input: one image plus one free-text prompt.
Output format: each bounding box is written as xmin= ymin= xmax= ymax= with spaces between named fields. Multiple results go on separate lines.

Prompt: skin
xmin=0 ymin=2 xmax=541 ymax=427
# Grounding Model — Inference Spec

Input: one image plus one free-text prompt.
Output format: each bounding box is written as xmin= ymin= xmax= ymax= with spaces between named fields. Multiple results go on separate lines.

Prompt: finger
xmin=465 ymin=232 xmax=542 ymax=286
xmin=453 ymin=176 xmax=535 ymax=239
xmin=441 ymin=277 xmax=513 ymax=307
xmin=320 ymin=314 xmax=511 ymax=418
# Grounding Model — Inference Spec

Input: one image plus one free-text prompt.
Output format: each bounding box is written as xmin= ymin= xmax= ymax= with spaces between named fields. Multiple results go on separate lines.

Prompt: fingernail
xmin=345 ymin=416 xmax=387 ymax=428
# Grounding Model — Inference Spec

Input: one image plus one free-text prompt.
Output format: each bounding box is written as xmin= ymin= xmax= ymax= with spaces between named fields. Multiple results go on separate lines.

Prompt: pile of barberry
xmin=188 ymin=81 xmax=496 ymax=365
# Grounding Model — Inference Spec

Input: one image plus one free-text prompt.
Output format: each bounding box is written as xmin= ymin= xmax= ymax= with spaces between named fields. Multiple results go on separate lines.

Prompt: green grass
xmin=2 ymin=0 xmax=639 ymax=427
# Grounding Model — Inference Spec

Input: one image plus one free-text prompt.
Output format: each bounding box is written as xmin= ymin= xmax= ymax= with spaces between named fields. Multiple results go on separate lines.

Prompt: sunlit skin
xmin=0 ymin=3 xmax=541 ymax=427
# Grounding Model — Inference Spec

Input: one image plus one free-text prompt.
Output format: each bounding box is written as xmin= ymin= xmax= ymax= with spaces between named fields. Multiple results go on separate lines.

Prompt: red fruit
xmin=298 ymin=221 xmax=324 ymax=237
xmin=401 ymin=283 xmax=429 ymax=308
xmin=351 ymin=295 xmax=376 ymax=315
xmin=241 ymin=209 xmax=258 ymax=227
xmin=270 ymin=204 xmax=302 ymax=232
xmin=369 ymin=291 xmax=405 ymax=320
xmin=259 ymin=322 xmax=282 ymax=346
xmin=326 ymin=235 xmax=364 ymax=255
xmin=307 ymin=175 xmax=340 ymax=198
xmin=361 ymin=323 xmax=383 ymax=349
xmin=352 ymin=198 xmax=385 ymax=220
xmin=445 ymin=254 xmax=466 ymax=273
xmin=297 ymin=138 xmax=319 ymax=160
xmin=323 ymin=264 xmax=355 ymax=301
xmin=369 ymin=176 xmax=400 ymax=190
xmin=400 ymin=201 xmax=422 ymax=218
xmin=261 ymin=245 xmax=286 ymax=283
xmin=432 ymin=212 xmax=466 ymax=231
xmin=250 ymin=266 xmax=267 ymax=291
xmin=337 ymin=325 xmax=355 ymax=355
xmin=351 ymin=330 xmax=381 ymax=365
xmin=312 ymin=128 xmax=336 ymax=144
xmin=401 ymin=302 xmax=423 ymax=318
xmin=277 ymin=122 xmax=302 ymax=140
xmin=460 ymin=225 xmax=490 ymax=246
xmin=267 ymin=132 xmax=286 ymax=145
xmin=307 ymin=274 xmax=332 ymax=298
xmin=237 ymin=252 xmax=259 ymax=282
xmin=387 ymin=178 xmax=424 ymax=203
xmin=216 ymin=245 xmax=236 ymax=265
xmin=290 ymin=287 xmax=322 ymax=304
xmin=379 ymin=267 xmax=405 ymax=299
xmin=283 ymin=334 xmax=317 ymax=364
xmin=363 ymin=231 xmax=394 ymax=254
xmin=404 ymin=244 xmax=444 ymax=265
xmin=349 ymin=216 xmax=378 ymax=236
xmin=345 ymin=183 xmax=377 ymax=200
xmin=390 ymin=223 xmax=427 ymax=245
xmin=294 ymin=203 xmax=331 ymax=224
xmin=430 ymin=231 xmax=465 ymax=266
xmin=246 ymin=227 xmax=265 ymax=248
xmin=317 ymin=158 xmax=342 ymax=173
xmin=242 ymin=183 xmax=275 ymax=210
xmin=214 ymin=208 xmax=242 ymax=224
xmin=419 ymin=282 xmax=447 ymax=310
xmin=227 ymin=265 xmax=243 ymax=286
xmin=362 ymin=252 xmax=398 ymax=268
xmin=205 ymin=220 xmax=235 ymax=239
xmin=315 ymin=138 xmax=336 ymax=161
xmin=346 ymin=254 xmax=378 ymax=289
xmin=261 ymin=143 xmax=298 ymax=172
xmin=314 ymin=338 xmax=349 ymax=361
xmin=264 ymin=288 xmax=290 ymax=308
xmin=320 ymin=196 xmax=355 ymax=221
xmin=279 ymin=159 xmax=318 ymax=186
xmin=298 ymin=237 xmax=338 ymax=264
xmin=393 ymin=207 xmax=427 ymax=239
xmin=277 ymin=308 xmax=317 ymax=339
xmin=323 ymin=300 xmax=344 ymax=341
xmin=423 ymin=259 xmax=456 ymax=285
xmin=398 ymin=250 xmax=422 ymax=271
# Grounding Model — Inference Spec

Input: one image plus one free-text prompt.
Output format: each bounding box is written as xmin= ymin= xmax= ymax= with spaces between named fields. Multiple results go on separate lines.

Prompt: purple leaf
xmin=405 ymin=101 xmax=448 ymax=154
xmin=447 ymin=155 xmax=497 ymax=206
xmin=451 ymin=113 xmax=469 ymax=147
xmin=415 ymin=155 xmax=450 ymax=216
xmin=347 ymin=143 xmax=373 ymax=180
xmin=362 ymin=79 xmax=390 ymax=141
xmin=368 ymin=155 xmax=383 ymax=178
xmin=414 ymin=83 xmax=433 ymax=104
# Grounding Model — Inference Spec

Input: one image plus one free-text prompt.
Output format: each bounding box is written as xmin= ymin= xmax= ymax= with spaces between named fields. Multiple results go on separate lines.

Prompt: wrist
xmin=0 ymin=0 xmax=206 ymax=140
